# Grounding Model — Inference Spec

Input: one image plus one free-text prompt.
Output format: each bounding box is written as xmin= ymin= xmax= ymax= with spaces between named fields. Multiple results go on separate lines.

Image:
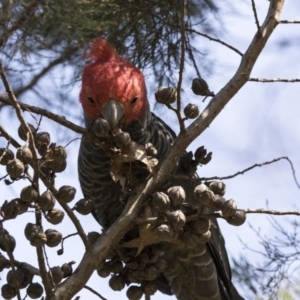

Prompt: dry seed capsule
xmin=97 ymin=267 xmax=111 ymax=278
xmin=221 ymin=199 xmax=237 ymax=218
xmin=92 ymin=117 xmax=110 ymax=137
xmin=38 ymin=190 xmax=56 ymax=211
xmin=145 ymin=265 xmax=159 ymax=281
xmin=16 ymin=198 xmax=30 ymax=214
xmin=0 ymin=233 xmax=16 ymax=252
xmin=1 ymin=284 xmax=17 ymax=299
xmin=6 ymin=158 xmax=25 ymax=178
xmin=226 ymin=210 xmax=246 ymax=226
xmin=145 ymin=142 xmax=157 ymax=156
xmin=209 ymin=195 xmax=226 ymax=211
xmin=6 ymin=268 xmax=25 ymax=288
xmin=155 ymin=258 xmax=167 ymax=272
xmin=87 ymin=231 xmax=101 ymax=245
xmin=109 ymin=275 xmax=125 ymax=291
xmin=152 ymin=192 xmax=170 ymax=213
xmin=125 ymin=260 xmax=139 ymax=270
xmin=74 ymin=198 xmax=93 ymax=215
xmin=47 ymin=159 xmax=67 ymax=173
xmin=126 ymin=285 xmax=143 ymax=300
xmin=27 ymin=282 xmax=44 ymax=299
xmin=115 ymin=131 xmax=131 ymax=148
xmin=180 ymin=151 xmax=193 ymax=171
xmin=194 ymin=146 xmax=206 ymax=163
xmin=46 ymin=208 xmax=65 ymax=225
xmin=1 ymin=200 xmax=19 ymax=220
xmin=155 ymin=86 xmax=177 ymax=104
xmin=127 ymin=270 xmax=145 ymax=283
xmin=167 ymin=186 xmax=186 ymax=207
xmin=45 ymin=229 xmax=62 ymax=247
xmin=191 ymin=78 xmax=214 ymax=97
xmin=56 ymin=185 xmax=76 ymax=203
xmin=25 ymin=224 xmax=47 ymax=247
xmin=49 ymin=266 xmax=64 ymax=285
xmin=184 ymin=103 xmax=199 ymax=119
xmin=0 ymin=148 xmax=14 ymax=165
xmin=198 ymin=230 xmax=211 ymax=244
xmin=193 ymin=184 xmax=215 ymax=208
xmin=18 ymin=123 xmax=36 ymax=142
xmin=209 ymin=181 xmax=226 ymax=196
xmin=35 ymin=132 xmax=51 ymax=157
xmin=189 ymin=218 xmax=211 ymax=234
xmin=200 ymin=152 xmax=212 ymax=165
xmin=61 ymin=262 xmax=74 ymax=278
xmin=20 ymin=186 xmax=39 ymax=203
xmin=143 ymin=281 xmax=158 ymax=296
xmin=19 ymin=270 xmax=33 ymax=289
xmin=52 ymin=146 xmax=67 ymax=162
xmin=109 ymin=260 xmax=123 ymax=274
xmin=34 ymin=132 xmax=50 ymax=148
xmin=165 ymin=210 xmax=186 ymax=231
xmin=16 ymin=146 xmax=33 ymax=164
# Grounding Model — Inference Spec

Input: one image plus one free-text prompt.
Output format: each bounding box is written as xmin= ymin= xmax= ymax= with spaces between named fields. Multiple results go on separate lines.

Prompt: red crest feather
xmin=88 ymin=38 xmax=118 ymax=62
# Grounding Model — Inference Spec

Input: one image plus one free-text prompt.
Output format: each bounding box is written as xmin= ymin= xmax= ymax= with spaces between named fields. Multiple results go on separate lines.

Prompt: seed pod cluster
xmin=192 ymin=182 xmax=245 ymax=226
xmin=180 ymin=147 xmax=212 ymax=175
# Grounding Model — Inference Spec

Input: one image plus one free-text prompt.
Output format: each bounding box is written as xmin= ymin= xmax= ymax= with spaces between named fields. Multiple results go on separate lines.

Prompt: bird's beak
xmin=101 ymin=99 xmax=124 ymax=129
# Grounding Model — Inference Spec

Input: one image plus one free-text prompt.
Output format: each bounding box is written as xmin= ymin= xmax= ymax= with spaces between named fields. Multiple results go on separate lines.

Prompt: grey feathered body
xmin=78 ymin=104 xmax=243 ymax=300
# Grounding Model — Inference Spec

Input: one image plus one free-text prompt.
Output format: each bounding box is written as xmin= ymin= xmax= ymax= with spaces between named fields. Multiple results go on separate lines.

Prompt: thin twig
xmin=249 ymin=78 xmax=300 ymax=83
xmin=0 ymin=223 xmax=22 ymax=300
xmin=184 ymin=27 xmax=243 ymax=56
xmin=57 ymin=232 xmax=79 ymax=255
xmin=200 ymin=157 xmax=300 ymax=189
xmin=83 ymin=285 xmax=107 ymax=300
xmin=279 ymin=20 xmax=300 ymax=24
xmin=0 ymin=125 xmax=21 ymax=148
xmin=251 ymin=0 xmax=261 ymax=32
xmin=176 ymin=0 xmax=186 ymax=133
xmin=244 ymin=209 xmax=300 ymax=216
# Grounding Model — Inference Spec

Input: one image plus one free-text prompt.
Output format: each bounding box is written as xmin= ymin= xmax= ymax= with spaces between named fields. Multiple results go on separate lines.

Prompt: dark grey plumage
xmin=78 ymin=103 xmax=243 ymax=300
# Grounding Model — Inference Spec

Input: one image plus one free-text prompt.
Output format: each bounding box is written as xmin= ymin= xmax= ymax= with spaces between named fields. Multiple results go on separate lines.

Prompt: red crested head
xmin=80 ymin=38 xmax=148 ymax=127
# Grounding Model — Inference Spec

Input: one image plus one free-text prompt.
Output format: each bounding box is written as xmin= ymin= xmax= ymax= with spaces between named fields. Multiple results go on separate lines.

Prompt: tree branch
xmin=249 ymin=78 xmax=300 ymax=82
xmin=251 ymin=0 xmax=261 ymax=32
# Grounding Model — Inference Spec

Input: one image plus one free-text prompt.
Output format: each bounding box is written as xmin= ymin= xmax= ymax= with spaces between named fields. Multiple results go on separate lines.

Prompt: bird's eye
xmin=130 ymin=96 xmax=138 ymax=104
xmin=87 ymin=96 xmax=95 ymax=104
